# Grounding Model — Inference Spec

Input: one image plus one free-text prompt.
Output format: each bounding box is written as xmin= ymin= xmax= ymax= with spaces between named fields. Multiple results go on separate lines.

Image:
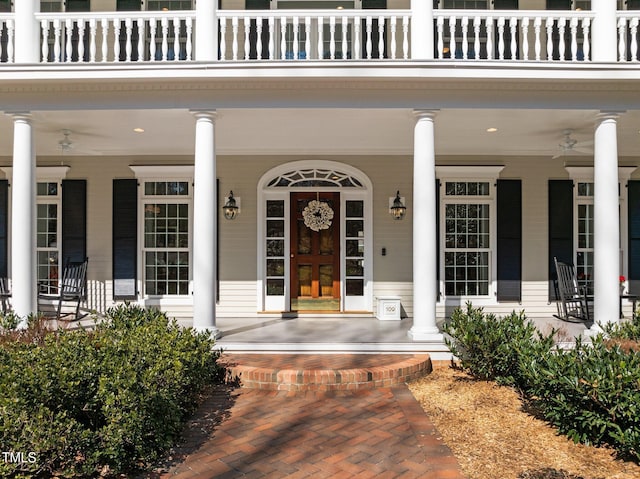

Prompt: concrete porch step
xmin=219 ymin=353 xmax=433 ymax=391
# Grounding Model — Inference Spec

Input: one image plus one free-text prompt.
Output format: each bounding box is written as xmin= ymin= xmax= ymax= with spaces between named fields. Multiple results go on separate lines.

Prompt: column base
xmin=194 ymin=326 xmax=222 ymax=340
xmin=408 ymin=325 xmax=443 ymax=342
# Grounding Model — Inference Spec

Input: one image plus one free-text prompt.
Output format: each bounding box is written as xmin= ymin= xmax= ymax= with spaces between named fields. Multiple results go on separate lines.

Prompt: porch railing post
xmin=195 ymin=0 xmax=218 ymax=62
xmin=14 ymin=0 xmax=39 ymax=63
xmin=411 ymin=0 xmax=434 ymax=60
xmin=591 ymin=0 xmax=617 ymax=62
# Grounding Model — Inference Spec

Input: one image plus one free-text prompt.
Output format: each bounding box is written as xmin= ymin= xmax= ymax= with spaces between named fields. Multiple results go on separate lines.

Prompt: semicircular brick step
xmin=219 ymin=353 xmax=433 ymax=391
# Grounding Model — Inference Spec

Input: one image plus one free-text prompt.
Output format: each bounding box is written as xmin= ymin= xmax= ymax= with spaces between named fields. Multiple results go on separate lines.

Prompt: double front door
xmin=290 ymin=192 xmax=340 ymax=311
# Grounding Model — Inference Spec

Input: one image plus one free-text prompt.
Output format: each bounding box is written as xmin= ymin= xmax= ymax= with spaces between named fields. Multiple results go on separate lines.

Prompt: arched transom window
xmin=266 ymin=168 xmax=364 ymax=188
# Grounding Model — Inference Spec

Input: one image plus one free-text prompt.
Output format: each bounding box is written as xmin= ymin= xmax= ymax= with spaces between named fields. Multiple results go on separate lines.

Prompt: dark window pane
xmin=346 ymin=239 xmax=364 ymax=257
xmin=346 ymin=200 xmax=364 ymax=218
xmin=266 ymin=239 xmax=284 ymax=257
xmin=267 ymin=220 xmax=284 ymax=237
xmin=346 ymin=279 xmax=364 ymax=296
xmin=346 ymin=259 xmax=364 ymax=276
xmin=267 ymin=279 xmax=285 ymax=296
xmin=266 ymin=259 xmax=284 ymax=276
xmin=266 ymin=200 xmax=285 ymax=218
xmin=346 ymin=220 xmax=364 ymax=238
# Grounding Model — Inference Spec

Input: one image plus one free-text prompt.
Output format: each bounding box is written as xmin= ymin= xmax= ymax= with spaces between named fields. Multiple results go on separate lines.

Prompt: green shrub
xmin=520 ymin=335 xmax=640 ymax=462
xmin=0 ymin=304 xmax=224 ymax=478
xmin=443 ymin=303 xmax=557 ymax=389
xmin=603 ymin=313 xmax=640 ymax=341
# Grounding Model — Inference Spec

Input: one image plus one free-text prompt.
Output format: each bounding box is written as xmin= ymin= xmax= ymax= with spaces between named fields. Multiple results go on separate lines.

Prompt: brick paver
xmin=149 ymin=358 xmax=466 ymax=479
xmin=218 ymin=354 xmax=433 ymax=391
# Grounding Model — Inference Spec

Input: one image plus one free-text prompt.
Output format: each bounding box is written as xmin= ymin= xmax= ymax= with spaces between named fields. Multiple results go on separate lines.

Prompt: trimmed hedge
xmin=443 ymin=303 xmax=556 ymax=389
xmin=0 ymin=305 xmax=224 ymax=478
xmin=444 ymin=303 xmax=640 ymax=462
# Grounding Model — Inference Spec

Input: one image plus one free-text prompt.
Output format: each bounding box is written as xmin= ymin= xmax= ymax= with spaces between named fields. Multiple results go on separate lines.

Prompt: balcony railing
xmin=434 ymin=9 xmax=595 ymax=61
xmin=0 ymin=9 xmax=637 ymax=65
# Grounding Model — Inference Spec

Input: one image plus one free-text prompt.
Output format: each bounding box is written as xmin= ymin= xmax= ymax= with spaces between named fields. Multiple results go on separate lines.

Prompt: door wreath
xmin=302 ymin=199 xmax=334 ymax=231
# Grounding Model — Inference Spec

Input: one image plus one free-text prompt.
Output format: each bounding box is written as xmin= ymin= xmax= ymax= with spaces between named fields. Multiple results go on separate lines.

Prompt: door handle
xmin=291 ymin=254 xmax=295 ymax=258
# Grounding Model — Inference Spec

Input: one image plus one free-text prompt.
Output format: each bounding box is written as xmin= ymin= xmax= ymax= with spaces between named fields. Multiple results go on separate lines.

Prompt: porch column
xmin=591 ymin=0 xmax=617 ymax=62
xmin=191 ymin=110 xmax=219 ymax=337
xmin=409 ymin=110 xmax=442 ymax=341
xmin=411 ymin=0 xmax=434 ymax=60
xmin=14 ymin=0 xmax=40 ymax=63
xmin=195 ymin=0 xmax=218 ymax=62
xmin=592 ymin=111 xmax=623 ymax=330
xmin=9 ymin=113 xmax=36 ymax=325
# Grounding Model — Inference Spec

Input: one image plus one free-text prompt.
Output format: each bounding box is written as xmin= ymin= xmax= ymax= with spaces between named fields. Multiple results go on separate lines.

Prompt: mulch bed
xmin=408 ymin=367 xmax=640 ymax=479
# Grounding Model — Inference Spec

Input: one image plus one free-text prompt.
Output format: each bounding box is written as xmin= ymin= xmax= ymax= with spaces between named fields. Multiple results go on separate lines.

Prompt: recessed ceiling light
xmin=486 ymin=127 xmax=498 ymax=133
xmin=133 ymin=128 xmax=145 ymax=133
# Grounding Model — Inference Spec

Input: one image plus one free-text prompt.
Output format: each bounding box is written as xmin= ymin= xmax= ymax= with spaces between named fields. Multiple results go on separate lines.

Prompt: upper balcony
xmin=0 ymin=7 xmax=638 ymax=66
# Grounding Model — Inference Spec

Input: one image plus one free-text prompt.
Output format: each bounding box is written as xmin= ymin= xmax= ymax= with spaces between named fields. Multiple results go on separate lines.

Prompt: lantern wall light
xmin=223 ymin=190 xmax=240 ymax=220
xmin=389 ymin=191 xmax=406 ymax=220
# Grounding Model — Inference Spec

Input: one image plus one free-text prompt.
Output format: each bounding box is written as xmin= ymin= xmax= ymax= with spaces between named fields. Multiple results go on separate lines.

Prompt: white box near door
xmin=376 ymin=296 xmax=402 ymax=321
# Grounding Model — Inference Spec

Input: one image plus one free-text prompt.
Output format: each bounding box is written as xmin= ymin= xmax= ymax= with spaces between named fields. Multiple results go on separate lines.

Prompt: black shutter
xmin=62 ymin=179 xmax=87 ymax=264
xmin=246 ymin=0 xmax=270 ymax=59
xmin=113 ymin=179 xmax=138 ymax=300
xmin=628 ymin=181 xmax=640 ymax=295
xmin=0 ymin=180 xmax=7 ymax=277
xmin=548 ymin=180 xmax=573 ymax=301
xmin=497 ymin=179 xmax=522 ymax=302
xmin=363 ymin=0 xmax=387 ymax=59
xmin=494 ymin=0 xmax=518 ymax=8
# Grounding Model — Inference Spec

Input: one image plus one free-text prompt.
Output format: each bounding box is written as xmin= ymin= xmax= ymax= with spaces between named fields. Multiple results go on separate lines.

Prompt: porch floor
xmin=213 ymin=314 xmax=591 ymax=360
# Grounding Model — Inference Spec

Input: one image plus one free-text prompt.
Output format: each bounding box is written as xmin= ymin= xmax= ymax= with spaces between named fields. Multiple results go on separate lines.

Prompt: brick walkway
xmin=150 ymin=355 xmax=466 ymax=479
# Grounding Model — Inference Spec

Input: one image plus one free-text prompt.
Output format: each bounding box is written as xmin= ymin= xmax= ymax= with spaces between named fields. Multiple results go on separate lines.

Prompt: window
xmin=345 ymin=200 xmax=364 ymax=296
xmin=265 ymin=200 xmax=286 ymax=296
xmin=142 ymin=180 xmax=191 ymax=296
xmin=566 ymin=167 xmax=634 ymax=297
xmin=443 ymin=182 xmax=491 ymax=296
xmin=147 ymin=0 xmax=193 ymax=10
xmin=37 ymin=182 xmax=60 ymax=292
xmin=438 ymin=166 xmax=502 ymax=301
xmin=40 ymin=0 xmax=90 ymax=12
xmin=576 ymin=182 xmax=594 ymax=294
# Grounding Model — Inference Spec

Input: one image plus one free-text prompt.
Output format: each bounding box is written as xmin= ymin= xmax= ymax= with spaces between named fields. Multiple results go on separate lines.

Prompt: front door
xmin=290 ymin=192 xmax=340 ymax=311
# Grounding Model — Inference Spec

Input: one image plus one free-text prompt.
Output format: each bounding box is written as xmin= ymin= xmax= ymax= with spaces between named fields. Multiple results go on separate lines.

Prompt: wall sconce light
xmin=389 ymin=191 xmax=406 ymax=220
xmin=223 ymin=190 xmax=240 ymax=220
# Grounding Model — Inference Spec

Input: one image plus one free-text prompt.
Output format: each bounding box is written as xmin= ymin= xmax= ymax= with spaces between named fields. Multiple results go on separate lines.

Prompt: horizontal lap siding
xmin=47 ymin=154 xmax=588 ymax=321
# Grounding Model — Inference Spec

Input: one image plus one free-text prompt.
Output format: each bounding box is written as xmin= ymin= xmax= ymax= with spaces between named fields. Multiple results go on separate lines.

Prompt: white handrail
xmin=0 ymin=8 xmax=631 ymax=65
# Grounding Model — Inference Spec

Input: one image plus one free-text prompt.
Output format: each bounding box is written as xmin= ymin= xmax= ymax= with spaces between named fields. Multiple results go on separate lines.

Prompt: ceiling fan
xmin=552 ymin=129 xmax=593 ymax=159
xmin=58 ymin=129 xmax=74 ymax=152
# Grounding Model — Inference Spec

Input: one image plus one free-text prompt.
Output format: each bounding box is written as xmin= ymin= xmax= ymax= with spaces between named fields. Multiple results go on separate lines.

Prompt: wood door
xmin=290 ymin=192 xmax=340 ymax=311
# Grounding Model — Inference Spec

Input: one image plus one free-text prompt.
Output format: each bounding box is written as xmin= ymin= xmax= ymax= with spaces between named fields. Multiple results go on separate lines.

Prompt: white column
xmin=592 ymin=112 xmax=623 ymax=331
xmin=195 ymin=0 xmax=218 ymax=62
xmin=411 ymin=0 xmax=434 ymax=60
xmin=191 ymin=110 xmax=219 ymax=337
xmin=14 ymin=0 xmax=40 ymax=63
xmin=591 ymin=0 xmax=617 ymax=62
xmin=9 ymin=113 xmax=36 ymax=325
xmin=409 ymin=110 xmax=442 ymax=341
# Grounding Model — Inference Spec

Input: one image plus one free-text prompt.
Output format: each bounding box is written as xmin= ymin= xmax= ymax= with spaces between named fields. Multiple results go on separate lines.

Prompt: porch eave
xmin=1 ymin=61 xmax=640 ymax=111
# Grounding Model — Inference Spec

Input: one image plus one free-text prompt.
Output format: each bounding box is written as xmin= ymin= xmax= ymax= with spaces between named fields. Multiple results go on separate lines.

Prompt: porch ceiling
xmin=0 ymin=107 xmax=638 ymax=158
